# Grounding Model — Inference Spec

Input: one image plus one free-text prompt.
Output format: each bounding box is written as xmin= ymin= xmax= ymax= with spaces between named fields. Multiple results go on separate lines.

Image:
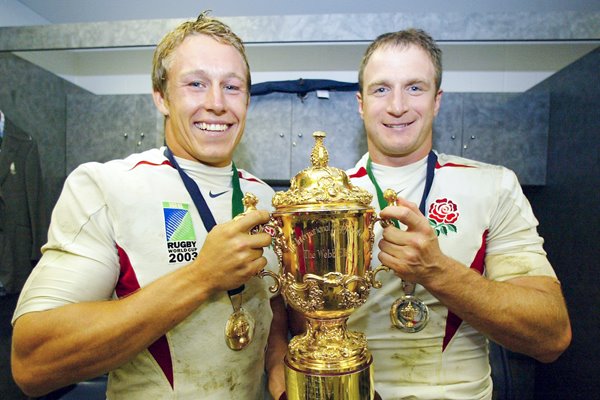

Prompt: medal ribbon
xmin=164 ymin=147 xmax=245 ymax=296
xmin=366 ymin=151 xmax=438 ymax=224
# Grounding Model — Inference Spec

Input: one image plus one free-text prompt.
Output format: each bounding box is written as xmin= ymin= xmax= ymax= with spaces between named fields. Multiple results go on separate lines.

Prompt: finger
xmin=232 ymin=255 xmax=268 ymax=281
xmin=380 ymin=204 xmax=410 ymax=221
xmin=378 ymin=251 xmax=406 ymax=277
xmin=250 ymin=255 xmax=268 ymax=275
xmin=232 ymin=244 xmax=264 ymax=264
xmin=379 ymin=235 xmax=411 ymax=260
xmin=245 ymin=231 xmax=273 ymax=249
xmin=233 ymin=210 xmax=271 ymax=232
xmin=380 ymin=204 xmax=430 ymax=233
xmin=378 ymin=237 xmax=397 ymax=253
xmin=394 ymin=197 xmax=423 ymax=216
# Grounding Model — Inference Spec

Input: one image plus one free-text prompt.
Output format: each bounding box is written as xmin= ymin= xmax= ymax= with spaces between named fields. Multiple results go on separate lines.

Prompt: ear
xmin=356 ymin=91 xmax=364 ymax=120
xmin=433 ymin=89 xmax=443 ymax=117
xmin=152 ymin=90 xmax=169 ymax=116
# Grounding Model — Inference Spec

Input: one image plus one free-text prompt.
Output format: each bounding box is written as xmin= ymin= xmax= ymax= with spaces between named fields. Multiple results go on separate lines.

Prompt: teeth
xmin=196 ymin=122 xmax=228 ymax=132
xmin=386 ymin=123 xmax=409 ymax=128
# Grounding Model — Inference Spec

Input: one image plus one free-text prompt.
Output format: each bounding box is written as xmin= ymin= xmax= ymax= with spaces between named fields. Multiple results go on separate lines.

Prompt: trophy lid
xmin=272 ymin=131 xmax=373 ymax=210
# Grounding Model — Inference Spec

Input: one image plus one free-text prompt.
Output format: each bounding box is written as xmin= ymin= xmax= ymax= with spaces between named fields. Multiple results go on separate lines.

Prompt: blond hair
xmin=151 ymin=11 xmax=250 ymax=96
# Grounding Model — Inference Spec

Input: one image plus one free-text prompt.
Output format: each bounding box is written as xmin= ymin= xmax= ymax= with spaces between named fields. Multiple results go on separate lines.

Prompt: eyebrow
xmin=366 ymin=79 xmax=390 ymax=91
xmin=367 ymin=78 xmax=431 ymax=90
xmin=406 ymin=79 xmax=431 ymax=88
xmin=181 ymin=69 xmax=246 ymax=83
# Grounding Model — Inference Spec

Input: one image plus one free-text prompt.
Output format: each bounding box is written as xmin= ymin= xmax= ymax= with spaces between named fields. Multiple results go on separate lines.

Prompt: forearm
xmin=12 ymin=209 xmax=272 ymax=396
xmin=12 ymin=263 xmax=211 ymax=396
xmin=426 ymin=257 xmax=571 ymax=362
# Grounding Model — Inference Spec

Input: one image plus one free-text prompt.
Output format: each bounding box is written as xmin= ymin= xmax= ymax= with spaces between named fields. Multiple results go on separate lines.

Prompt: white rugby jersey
xmin=13 ymin=147 xmax=278 ymax=399
xmin=347 ymin=151 xmax=556 ymax=400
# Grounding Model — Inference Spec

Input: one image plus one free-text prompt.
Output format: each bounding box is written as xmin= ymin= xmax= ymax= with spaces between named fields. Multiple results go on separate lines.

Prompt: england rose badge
xmin=428 ymin=198 xmax=459 ymax=236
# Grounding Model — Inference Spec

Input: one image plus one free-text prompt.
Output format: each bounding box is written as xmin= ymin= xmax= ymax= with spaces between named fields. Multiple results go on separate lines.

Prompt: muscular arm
xmin=378 ymin=201 xmax=571 ymax=363
xmin=421 ymin=256 xmax=571 ymax=362
xmin=11 ymin=210 xmax=272 ymax=397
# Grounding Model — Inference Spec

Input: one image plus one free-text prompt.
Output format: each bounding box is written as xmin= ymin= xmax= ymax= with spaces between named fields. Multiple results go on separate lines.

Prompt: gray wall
xmin=0 ymin=52 xmax=69 ymax=400
xmin=65 ymin=92 xmax=163 ymax=173
xmin=526 ymin=47 xmax=600 ymax=400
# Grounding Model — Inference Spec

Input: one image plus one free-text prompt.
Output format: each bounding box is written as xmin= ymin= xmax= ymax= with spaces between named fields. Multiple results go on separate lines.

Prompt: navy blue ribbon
xmin=164 ymin=147 xmax=245 ymax=296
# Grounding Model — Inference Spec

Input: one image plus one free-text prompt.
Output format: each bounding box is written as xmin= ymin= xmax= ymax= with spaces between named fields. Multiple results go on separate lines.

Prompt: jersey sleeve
xmin=484 ymin=168 xmax=556 ymax=280
xmin=12 ymin=164 xmax=120 ymax=322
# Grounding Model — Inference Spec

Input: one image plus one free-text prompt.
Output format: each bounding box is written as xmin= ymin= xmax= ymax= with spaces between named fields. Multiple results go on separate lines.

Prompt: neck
xmin=369 ymin=147 xmax=432 ymax=167
xmin=165 ymin=139 xmax=232 ymax=168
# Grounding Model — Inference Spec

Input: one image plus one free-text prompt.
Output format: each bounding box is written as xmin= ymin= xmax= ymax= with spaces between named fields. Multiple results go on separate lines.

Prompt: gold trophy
xmin=258 ymin=131 xmax=387 ymax=400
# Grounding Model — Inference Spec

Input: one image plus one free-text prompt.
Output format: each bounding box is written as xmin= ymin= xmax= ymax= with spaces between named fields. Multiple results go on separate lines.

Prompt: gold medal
xmin=225 ymin=193 xmax=261 ymax=350
xmin=225 ymin=290 xmax=255 ymax=350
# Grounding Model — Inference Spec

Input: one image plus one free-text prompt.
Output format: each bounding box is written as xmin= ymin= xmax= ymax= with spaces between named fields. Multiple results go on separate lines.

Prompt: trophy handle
xmin=367 ymin=265 xmax=390 ymax=289
xmin=258 ymin=269 xmax=281 ymax=294
xmin=257 ymin=215 xmax=288 ymax=294
xmin=369 ymin=188 xmax=396 ymax=288
xmin=235 ymin=193 xmax=286 ymax=294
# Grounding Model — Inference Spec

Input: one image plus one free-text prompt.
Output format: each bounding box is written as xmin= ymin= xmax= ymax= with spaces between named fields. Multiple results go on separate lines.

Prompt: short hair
xmin=358 ymin=28 xmax=442 ymax=93
xmin=151 ymin=11 xmax=251 ymax=97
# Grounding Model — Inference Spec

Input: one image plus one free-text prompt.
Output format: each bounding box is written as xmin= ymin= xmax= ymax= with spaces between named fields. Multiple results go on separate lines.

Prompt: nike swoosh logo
xmin=209 ymin=190 xmax=229 ymax=198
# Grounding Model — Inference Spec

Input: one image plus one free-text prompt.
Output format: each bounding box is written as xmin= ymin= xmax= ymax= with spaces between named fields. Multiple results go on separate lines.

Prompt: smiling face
xmin=357 ymin=44 xmax=443 ymax=167
xmin=153 ymin=34 xmax=249 ymax=167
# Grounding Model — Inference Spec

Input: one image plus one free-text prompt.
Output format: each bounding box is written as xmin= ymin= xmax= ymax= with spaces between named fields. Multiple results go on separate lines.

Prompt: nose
xmin=204 ymin=84 xmax=226 ymax=114
xmin=387 ymin=90 xmax=408 ymax=116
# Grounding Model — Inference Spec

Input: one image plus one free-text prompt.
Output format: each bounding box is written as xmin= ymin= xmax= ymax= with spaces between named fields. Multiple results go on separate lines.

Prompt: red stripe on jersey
xmin=442 ymin=230 xmax=488 ymax=351
xmin=131 ymin=160 xmax=171 ymax=170
xmin=436 ymin=161 xmax=475 ymax=169
xmin=116 ymin=245 xmax=174 ymax=389
xmin=348 ymin=167 xmax=368 ymax=179
xmin=238 ymin=170 xmax=263 ymax=184
xmin=115 ymin=245 xmax=141 ymax=298
xmin=470 ymin=230 xmax=488 ymax=276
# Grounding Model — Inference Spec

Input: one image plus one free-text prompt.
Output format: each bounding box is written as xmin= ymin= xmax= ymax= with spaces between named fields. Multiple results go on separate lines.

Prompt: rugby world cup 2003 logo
xmin=428 ymin=198 xmax=459 ymax=236
xmin=163 ymin=202 xmax=199 ymax=263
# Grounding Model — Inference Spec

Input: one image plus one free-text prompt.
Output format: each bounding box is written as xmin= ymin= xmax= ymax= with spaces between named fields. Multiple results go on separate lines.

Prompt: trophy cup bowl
xmin=260 ymin=131 xmax=386 ymax=400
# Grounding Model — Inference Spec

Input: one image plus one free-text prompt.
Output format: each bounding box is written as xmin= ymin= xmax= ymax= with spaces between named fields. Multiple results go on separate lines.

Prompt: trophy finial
xmin=242 ymin=192 xmax=258 ymax=211
xmin=272 ymin=129 xmax=373 ymax=208
xmin=383 ymin=189 xmax=398 ymax=206
xmin=310 ymin=131 xmax=329 ymax=168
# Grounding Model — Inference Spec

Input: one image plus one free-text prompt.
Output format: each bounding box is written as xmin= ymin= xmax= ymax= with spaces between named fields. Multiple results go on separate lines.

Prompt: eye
xmin=224 ymin=84 xmax=241 ymax=92
xmin=189 ymin=80 xmax=206 ymax=89
xmin=370 ymin=86 xmax=389 ymax=96
xmin=408 ymin=85 xmax=422 ymax=93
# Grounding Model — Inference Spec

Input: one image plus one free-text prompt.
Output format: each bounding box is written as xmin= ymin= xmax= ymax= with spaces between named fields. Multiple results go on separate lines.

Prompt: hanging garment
xmin=250 ymin=78 xmax=358 ymax=96
xmin=0 ymin=117 xmax=47 ymax=293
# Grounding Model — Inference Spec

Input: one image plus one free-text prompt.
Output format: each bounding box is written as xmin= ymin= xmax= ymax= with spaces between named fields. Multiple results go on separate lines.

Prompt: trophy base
xmin=279 ymin=392 xmax=382 ymax=400
xmin=283 ymin=356 xmax=376 ymax=400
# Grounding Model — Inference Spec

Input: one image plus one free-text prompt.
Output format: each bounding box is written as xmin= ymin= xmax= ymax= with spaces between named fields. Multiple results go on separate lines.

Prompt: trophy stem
xmin=284 ymin=317 xmax=375 ymax=400
xmin=287 ymin=317 xmax=369 ymax=373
